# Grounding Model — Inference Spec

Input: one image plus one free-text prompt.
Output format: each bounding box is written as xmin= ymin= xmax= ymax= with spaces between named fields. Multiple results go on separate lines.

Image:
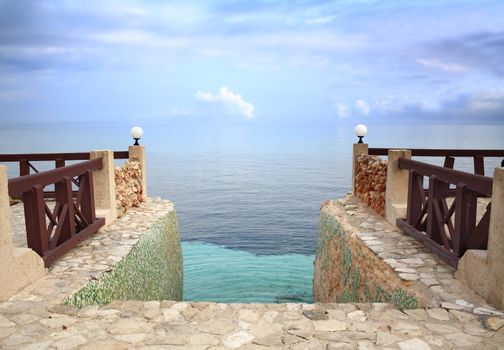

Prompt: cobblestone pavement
xmin=1 ymin=300 xmax=504 ymax=349
xmin=2 ymin=198 xmax=504 ymax=349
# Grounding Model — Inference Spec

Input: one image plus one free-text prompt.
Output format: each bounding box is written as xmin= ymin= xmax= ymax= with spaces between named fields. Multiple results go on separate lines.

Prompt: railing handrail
xmin=369 ymin=148 xmax=504 ymax=157
xmin=8 ymin=158 xmax=102 ymax=197
xmin=398 ymin=158 xmax=493 ymax=196
xmin=0 ymin=151 xmax=128 ymax=162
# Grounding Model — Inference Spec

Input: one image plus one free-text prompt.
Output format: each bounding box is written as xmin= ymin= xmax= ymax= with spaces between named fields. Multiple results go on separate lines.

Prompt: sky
xmin=0 ymin=0 xmax=503 ymax=126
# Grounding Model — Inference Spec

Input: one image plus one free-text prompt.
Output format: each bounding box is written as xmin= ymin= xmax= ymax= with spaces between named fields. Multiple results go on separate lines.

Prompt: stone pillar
xmin=129 ymin=145 xmax=147 ymax=201
xmin=457 ymin=167 xmax=504 ymax=309
xmin=487 ymin=167 xmax=504 ymax=308
xmin=385 ymin=149 xmax=411 ymax=226
xmin=352 ymin=143 xmax=368 ymax=194
xmin=90 ymin=150 xmax=117 ymax=226
xmin=0 ymin=166 xmax=45 ymax=301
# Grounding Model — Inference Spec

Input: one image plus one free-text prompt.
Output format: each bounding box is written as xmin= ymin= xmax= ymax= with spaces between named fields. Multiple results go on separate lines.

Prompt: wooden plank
xmin=80 ymin=170 xmax=96 ymax=224
xmin=444 ymin=156 xmax=455 ymax=169
xmin=474 ymin=156 xmax=485 ymax=176
xmin=22 ymin=185 xmax=48 ymax=256
xmin=427 ymin=176 xmax=446 ymax=245
xmin=19 ymin=159 xmax=29 ymax=176
xmin=0 ymin=151 xmax=129 ymax=162
xmin=397 ymin=219 xmax=459 ymax=269
xmin=465 ymin=203 xmax=491 ymax=250
xmin=8 ymin=159 xmax=102 ymax=197
xmin=368 ymin=148 xmax=504 ymax=157
xmin=55 ymin=176 xmax=76 ymax=244
xmin=406 ymin=171 xmax=423 ymax=226
xmin=55 ymin=158 xmax=65 ymax=168
xmin=453 ymin=184 xmax=477 ymax=256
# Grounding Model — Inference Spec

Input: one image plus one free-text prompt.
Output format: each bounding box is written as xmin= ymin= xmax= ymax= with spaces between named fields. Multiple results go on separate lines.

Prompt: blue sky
xmin=0 ymin=0 xmax=503 ymax=126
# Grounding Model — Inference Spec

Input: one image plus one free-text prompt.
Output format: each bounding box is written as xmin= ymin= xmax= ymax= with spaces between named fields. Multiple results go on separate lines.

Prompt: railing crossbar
xmin=399 ymin=158 xmax=493 ymax=196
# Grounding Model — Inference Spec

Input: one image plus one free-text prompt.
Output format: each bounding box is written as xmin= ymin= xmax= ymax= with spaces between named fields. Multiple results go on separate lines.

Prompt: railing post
xmin=128 ymin=145 xmax=147 ymax=201
xmin=19 ymin=159 xmax=29 ymax=176
xmin=385 ymin=149 xmax=412 ymax=226
xmin=22 ymin=184 xmax=48 ymax=255
xmin=90 ymin=150 xmax=117 ymax=226
xmin=352 ymin=143 xmax=368 ymax=194
xmin=406 ymin=170 xmax=424 ymax=228
xmin=54 ymin=176 xmax=76 ymax=243
xmin=0 ymin=166 xmax=45 ymax=301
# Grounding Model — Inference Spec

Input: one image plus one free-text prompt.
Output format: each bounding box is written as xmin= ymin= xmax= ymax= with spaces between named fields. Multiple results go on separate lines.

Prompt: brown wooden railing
xmin=0 ymin=151 xmax=129 ymax=177
xmin=0 ymin=151 xmax=128 ymax=198
xmin=368 ymin=148 xmax=504 ymax=176
xmin=8 ymin=159 xmax=106 ymax=267
xmin=396 ymin=158 xmax=493 ymax=268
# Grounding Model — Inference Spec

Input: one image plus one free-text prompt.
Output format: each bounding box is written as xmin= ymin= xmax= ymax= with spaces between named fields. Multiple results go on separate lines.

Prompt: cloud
xmin=416 ymin=58 xmax=468 ymax=73
xmin=355 ymin=100 xmax=370 ymax=115
xmin=424 ymin=31 xmax=504 ymax=77
xmin=334 ymin=103 xmax=349 ymax=118
xmin=468 ymin=91 xmax=504 ymax=111
xmin=196 ymin=86 xmax=255 ymax=118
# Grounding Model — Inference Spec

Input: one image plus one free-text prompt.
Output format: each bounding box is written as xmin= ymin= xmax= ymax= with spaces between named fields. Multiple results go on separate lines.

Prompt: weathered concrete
xmin=128 ymin=145 xmax=147 ymax=201
xmin=457 ymin=167 xmax=504 ymax=309
xmin=90 ymin=150 xmax=117 ymax=227
xmin=0 ymin=166 xmax=45 ymax=302
xmin=385 ymin=149 xmax=411 ymax=226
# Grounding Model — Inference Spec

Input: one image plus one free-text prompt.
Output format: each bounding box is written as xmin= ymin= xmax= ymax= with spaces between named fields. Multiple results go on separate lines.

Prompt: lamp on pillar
xmin=130 ymin=126 xmax=144 ymax=146
xmin=355 ymin=124 xmax=368 ymax=144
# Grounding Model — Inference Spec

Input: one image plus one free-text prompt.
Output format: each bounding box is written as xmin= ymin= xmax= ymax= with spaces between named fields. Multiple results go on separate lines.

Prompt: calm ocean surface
xmin=2 ymin=123 xmax=503 ymax=303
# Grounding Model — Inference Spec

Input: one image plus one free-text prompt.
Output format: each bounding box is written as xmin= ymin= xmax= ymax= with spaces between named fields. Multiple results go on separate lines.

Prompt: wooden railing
xmin=368 ymin=148 xmax=504 ymax=176
xmin=396 ymin=158 xmax=493 ymax=268
xmin=0 ymin=151 xmax=128 ymax=198
xmin=8 ymin=159 xmax=106 ymax=267
xmin=0 ymin=151 xmax=129 ymax=176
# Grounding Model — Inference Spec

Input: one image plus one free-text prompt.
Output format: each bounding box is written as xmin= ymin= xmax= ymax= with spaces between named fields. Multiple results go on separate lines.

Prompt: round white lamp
xmin=130 ymin=126 xmax=144 ymax=146
xmin=354 ymin=124 xmax=367 ymax=144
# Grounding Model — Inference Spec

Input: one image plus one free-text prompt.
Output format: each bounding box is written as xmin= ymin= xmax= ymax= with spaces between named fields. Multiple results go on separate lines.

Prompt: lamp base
xmin=133 ymin=138 xmax=140 ymax=146
xmin=357 ymin=136 xmax=364 ymax=144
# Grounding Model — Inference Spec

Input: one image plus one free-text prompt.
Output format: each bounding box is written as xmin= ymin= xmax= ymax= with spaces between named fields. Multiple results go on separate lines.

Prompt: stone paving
xmin=1 ymin=299 xmax=504 ymax=349
xmin=2 ymin=197 xmax=504 ymax=349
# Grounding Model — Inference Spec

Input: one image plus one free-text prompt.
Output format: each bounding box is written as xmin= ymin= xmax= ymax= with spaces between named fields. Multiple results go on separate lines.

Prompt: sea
xmin=1 ymin=123 xmax=503 ymax=303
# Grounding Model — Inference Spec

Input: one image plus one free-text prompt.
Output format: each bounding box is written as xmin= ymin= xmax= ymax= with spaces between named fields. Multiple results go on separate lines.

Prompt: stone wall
xmin=115 ymin=160 xmax=143 ymax=217
xmin=314 ymin=199 xmax=419 ymax=310
xmin=354 ymin=155 xmax=387 ymax=216
xmin=64 ymin=209 xmax=183 ymax=308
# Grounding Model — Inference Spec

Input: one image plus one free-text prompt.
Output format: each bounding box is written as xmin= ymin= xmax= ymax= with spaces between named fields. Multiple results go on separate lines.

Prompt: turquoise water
xmin=182 ymin=242 xmax=314 ymax=303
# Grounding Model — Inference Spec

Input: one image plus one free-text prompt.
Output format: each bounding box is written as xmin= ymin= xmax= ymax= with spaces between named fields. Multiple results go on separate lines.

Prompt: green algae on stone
xmin=64 ymin=211 xmax=183 ymax=308
xmin=315 ymin=208 xmax=418 ymax=310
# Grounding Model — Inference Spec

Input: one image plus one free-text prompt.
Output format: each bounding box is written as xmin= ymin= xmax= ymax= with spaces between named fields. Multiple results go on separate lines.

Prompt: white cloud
xmin=196 ymin=87 xmax=255 ymax=118
xmin=416 ymin=58 xmax=469 ymax=73
xmin=468 ymin=91 xmax=504 ymax=111
xmin=355 ymin=100 xmax=370 ymax=115
xmin=304 ymin=16 xmax=334 ymax=25
xmin=334 ymin=103 xmax=349 ymax=118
